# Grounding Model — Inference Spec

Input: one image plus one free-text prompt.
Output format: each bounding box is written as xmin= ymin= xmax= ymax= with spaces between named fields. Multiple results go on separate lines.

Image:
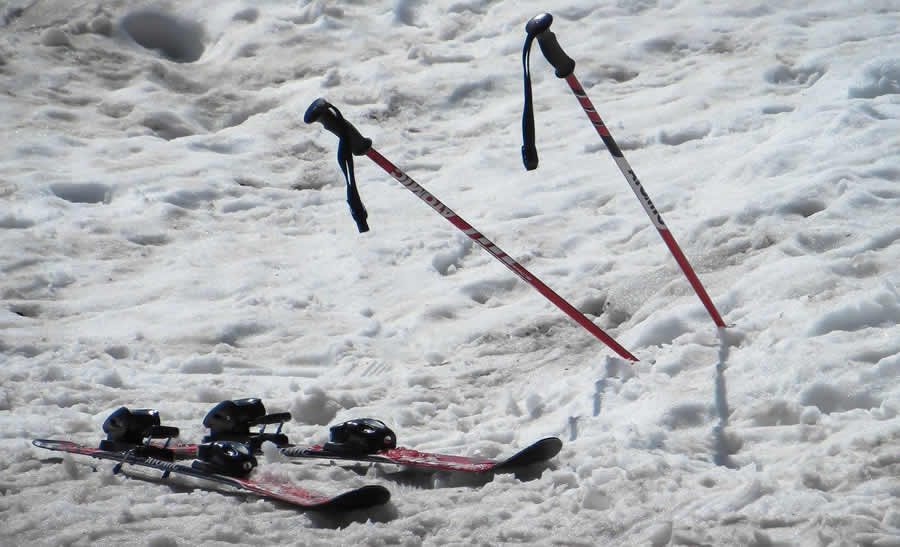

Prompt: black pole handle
xmin=304 ymin=98 xmax=372 ymax=155
xmin=526 ymin=13 xmax=575 ymax=78
xmin=304 ymin=98 xmax=371 ymax=232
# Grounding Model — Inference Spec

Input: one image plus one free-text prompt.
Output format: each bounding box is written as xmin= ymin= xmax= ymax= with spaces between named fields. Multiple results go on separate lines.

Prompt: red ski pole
xmin=305 ymin=98 xmax=638 ymax=361
xmin=521 ymin=13 xmax=726 ymax=328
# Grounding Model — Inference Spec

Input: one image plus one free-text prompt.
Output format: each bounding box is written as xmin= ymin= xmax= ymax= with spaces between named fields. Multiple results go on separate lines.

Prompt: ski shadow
xmin=340 ymin=461 xmax=554 ymax=490
xmin=592 ymin=356 xmax=637 ymax=418
xmin=301 ymin=460 xmax=555 ymax=529
xmin=307 ymin=503 xmax=399 ymax=528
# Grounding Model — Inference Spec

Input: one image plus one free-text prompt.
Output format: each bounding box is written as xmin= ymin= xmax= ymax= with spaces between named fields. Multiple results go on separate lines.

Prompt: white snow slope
xmin=2 ymin=0 xmax=900 ymax=545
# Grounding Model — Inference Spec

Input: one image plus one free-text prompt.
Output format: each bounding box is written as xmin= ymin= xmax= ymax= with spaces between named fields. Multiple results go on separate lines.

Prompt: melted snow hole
xmin=120 ymin=10 xmax=205 ymax=63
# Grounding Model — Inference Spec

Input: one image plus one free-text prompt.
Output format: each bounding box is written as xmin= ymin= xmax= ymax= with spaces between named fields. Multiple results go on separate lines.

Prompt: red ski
xmin=171 ymin=398 xmax=564 ymax=474
xmin=32 ymin=437 xmax=389 ymax=512
xmin=280 ymin=436 xmax=563 ymax=473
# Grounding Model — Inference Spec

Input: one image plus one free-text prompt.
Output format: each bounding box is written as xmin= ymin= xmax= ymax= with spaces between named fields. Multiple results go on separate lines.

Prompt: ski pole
xmin=521 ymin=13 xmax=726 ymax=328
xmin=305 ymin=98 xmax=638 ymax=361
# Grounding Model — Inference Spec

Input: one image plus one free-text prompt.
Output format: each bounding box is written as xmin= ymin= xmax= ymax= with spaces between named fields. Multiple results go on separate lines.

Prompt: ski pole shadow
xmin=593 ymin=356 xmax=636 ymax=418
xmin=712 ymin=327 xmax=744 ymax=468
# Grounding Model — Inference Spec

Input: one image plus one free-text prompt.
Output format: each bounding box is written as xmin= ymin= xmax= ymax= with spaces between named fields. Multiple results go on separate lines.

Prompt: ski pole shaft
xmin=366 ymin=147 xmax=638 ymax=361
xmin=524 ymin=14 xmax=726 ymax=328
xmin=305 ymin=98 xmax=638 ymax=361
xmin=562 ymin=73 xmax=726 ymax=327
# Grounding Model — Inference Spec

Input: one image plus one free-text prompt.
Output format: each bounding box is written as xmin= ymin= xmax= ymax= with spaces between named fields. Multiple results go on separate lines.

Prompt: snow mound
xmin=848 ymin=58 xmax=900 ymax=99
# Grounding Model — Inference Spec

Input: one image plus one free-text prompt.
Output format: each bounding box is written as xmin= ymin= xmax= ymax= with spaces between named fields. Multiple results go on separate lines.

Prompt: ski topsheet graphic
xmin=32 ymin=408 xmax=390 ymax=512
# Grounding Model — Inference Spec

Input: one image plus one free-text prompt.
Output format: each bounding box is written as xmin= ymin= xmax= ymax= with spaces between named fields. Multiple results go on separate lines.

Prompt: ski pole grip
xmin=526 ymin=13 xmax=575 ymax=78
xmin=304 ymin=98 xmax=372 ymax=155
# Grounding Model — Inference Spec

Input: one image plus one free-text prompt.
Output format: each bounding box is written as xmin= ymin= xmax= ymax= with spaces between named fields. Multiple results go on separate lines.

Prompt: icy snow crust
xmin=2 ymin=0 xmax=900 ymax=545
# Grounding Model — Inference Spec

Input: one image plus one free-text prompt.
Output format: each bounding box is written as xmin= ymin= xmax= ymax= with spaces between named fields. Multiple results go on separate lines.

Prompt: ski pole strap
xmin=304 ymin=98 xmax=373 ymax=233
xmin=340 ymin=144 xmax=368 ymax=233
xmin=521 ymin=13 xmax=575 ymax=171
xmin=521 ymin=32 xmax=539 ymax=171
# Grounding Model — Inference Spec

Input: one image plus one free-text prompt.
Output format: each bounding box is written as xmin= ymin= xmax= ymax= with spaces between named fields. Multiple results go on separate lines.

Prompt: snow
xmin=1 ymin=0 xmax=899 ymax=545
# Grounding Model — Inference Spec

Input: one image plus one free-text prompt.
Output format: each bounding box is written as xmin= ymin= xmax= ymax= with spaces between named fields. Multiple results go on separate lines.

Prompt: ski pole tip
xmin=526 ymin=13 xmax=553 ymax=35
xmin=304 ymin=98 xmax=331 ymax=124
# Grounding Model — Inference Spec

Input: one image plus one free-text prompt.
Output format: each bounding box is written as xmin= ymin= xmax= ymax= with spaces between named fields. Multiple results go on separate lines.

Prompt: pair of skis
xmin=33 ymin=399 xmax=562 ymax=512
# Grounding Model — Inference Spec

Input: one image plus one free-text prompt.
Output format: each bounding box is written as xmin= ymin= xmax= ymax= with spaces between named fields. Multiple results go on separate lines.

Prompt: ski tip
xmin=316 ymin=485 xmax=391 ymax=512
xmin=493 ymin=437 xmax=563 ymax=472
xmin=358 ymin=484 xmax=392 ymax=506
xmin=531 ymin=437 xmax=563 ymax=460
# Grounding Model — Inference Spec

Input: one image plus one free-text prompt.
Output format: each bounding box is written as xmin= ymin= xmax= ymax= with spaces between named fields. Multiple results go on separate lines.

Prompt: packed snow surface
xmin=2 ymin=0 xmax=899 ymax=545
